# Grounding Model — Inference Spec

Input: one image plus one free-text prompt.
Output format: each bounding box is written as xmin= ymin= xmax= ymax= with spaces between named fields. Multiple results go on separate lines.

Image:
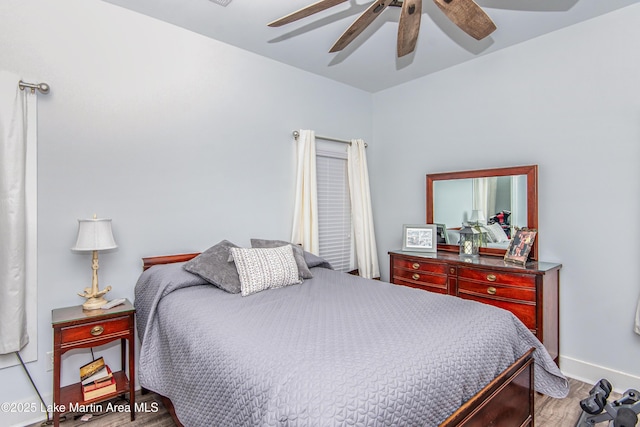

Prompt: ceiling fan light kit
xmin=269 ymin=0 xmax=497 ymax=57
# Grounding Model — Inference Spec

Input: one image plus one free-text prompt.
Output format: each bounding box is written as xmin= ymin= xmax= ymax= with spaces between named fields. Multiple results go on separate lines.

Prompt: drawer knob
xmin=412 ymin=273 xmax=420 ymax=280
xmin=412 ymin=263 xmax=420 ymax=270
xmin=486 ymin=274 xmax=497 ymax=282
xmin=90 ymin=325 xmax=104 ymax=336
xmin=487 ymin=287 xmax=497 ymax=295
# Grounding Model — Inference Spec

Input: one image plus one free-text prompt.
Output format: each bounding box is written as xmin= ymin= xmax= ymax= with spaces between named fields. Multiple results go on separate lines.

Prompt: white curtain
xmin=0 ymin=72 xmax=29 ymax=355
xmin=347 ymin=139 xmax=379 ymax=279
xmin=291 ymin=129 xmax=319 ymax=254
xmin=472 ymin=177 xmax=497 ymax=221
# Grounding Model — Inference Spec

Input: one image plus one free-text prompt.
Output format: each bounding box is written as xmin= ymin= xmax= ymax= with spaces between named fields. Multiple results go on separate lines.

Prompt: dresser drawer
xmin=394 ymin=268 xmax=447 ymax=286
xmin=60 ymin=316 xmax=130 ymax=345
xmin=458 ymin=280 xmax=536 ymax=303
xmin=458 ymin=267 xmax=536 ymax=288
xmin=394 ymin=278 xmax=448 ymax=294
xmin=459 ymin=293 xmax=537 ymax=331
xmin=393 ymin=258 xmax=447 ymax=275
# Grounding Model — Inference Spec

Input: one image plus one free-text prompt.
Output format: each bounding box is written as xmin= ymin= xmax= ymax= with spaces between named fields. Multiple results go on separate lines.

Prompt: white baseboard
xmin=560 ymin=355 xmax=640 ymax=394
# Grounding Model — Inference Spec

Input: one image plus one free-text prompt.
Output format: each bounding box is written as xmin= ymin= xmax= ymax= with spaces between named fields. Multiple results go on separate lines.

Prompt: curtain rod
xmin=292 ymin=130 xmax=367 ymax=147
xmin=19 ymin=80 xmax=50 ymax=94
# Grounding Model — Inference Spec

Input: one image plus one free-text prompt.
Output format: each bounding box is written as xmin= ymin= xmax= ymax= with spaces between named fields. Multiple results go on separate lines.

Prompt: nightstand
xmin=51 ymin=299 xmax=135 ymax=427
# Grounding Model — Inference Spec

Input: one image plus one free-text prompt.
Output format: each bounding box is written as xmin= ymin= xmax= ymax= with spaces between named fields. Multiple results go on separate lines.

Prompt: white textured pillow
xmin=230 ymin=245 xmax=302 ymax=296
xmin=485 ymin=223 xmax=509 ymax=243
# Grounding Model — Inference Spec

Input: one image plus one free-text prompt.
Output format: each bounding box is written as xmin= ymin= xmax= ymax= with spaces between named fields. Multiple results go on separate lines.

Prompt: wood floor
xmin=28 ymin=377 xmax=608 ymax=427
xmin=535 ymin=377 xmax=620 ymax=426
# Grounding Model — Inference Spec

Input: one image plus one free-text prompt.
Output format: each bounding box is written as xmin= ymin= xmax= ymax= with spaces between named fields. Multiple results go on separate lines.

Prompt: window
xmin=316 ymin=146 xmax=354 ymax=272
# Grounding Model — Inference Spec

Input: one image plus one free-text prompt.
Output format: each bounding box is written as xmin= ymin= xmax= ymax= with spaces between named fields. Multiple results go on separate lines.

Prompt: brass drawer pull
xmin=487 ymin=287 xmax=497 ymax=295
xmin=486 ymin=274 xmax=497 ymax=282
xmin=412 ymin=273 xmax=420 ymax=280
xmin=90 ymin=325 xmax=104 ymax=336
xmin=412 ymin=263 xmax=420 ymax=270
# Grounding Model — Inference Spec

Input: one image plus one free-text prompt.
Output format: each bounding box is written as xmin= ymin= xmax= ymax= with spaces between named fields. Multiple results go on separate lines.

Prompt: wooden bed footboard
xmin=140 ymin=254 xmax=536 ymax=427
xmin=441 ymin=347 xmax=535 ymax=427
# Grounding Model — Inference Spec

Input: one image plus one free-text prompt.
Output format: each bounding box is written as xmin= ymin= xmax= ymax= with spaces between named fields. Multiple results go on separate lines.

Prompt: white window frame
xmin=315 ymin=142 xmax=355 ymax=272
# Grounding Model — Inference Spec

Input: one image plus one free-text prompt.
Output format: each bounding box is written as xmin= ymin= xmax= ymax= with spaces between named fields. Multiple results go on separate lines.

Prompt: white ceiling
xmin=101 ymin=0 xmax=638 ymax=92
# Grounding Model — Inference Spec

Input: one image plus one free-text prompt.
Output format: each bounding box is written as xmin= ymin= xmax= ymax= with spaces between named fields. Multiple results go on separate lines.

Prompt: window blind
xmin=316 ymin=148 xmax=353 ymax=272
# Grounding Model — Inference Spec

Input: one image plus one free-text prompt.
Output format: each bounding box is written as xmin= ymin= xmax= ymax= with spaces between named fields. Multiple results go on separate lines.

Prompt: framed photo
xmin=402 ymin=224 xmax=437 ymax=253
xmin=434 ymin=223 xmax=449 ymax=244
xmin=504 ymin=228 xmax=537 ymax=265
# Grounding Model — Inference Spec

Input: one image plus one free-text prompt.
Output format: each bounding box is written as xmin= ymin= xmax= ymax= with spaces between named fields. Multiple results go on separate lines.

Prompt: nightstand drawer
xmin=458 ymin=267 xmax=535 ymax=288
xmin=60 ymin=316 xmax=130 ymax=345
xmin=460 ymin=293 xmax=537 ymax=331
xmin=458 ymin=280 xmax=536 ymax=303
xmin=393 ymin=258 xmax=447 ymax=274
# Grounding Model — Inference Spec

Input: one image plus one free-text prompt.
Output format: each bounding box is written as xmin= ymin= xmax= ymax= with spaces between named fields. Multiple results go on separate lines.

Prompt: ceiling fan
xmin=268 ymin=0 xmax=496 ymax=57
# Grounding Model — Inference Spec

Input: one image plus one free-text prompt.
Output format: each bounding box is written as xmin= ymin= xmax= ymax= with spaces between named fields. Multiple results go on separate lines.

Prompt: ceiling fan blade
xmin=329 ymin=0 xmax=391 ymax=53
xmin=268 ymin=0 xmax=348 ymax=27
xmin=397 ymin=0 xmax=422 ymax=57
xmin=432 ymin=0 xmax=496 ymax=40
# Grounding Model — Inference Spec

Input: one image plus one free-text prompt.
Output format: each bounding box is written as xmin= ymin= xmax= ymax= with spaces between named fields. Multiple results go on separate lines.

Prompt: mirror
xmin=426 ymin=165 xmax=538 ymax=260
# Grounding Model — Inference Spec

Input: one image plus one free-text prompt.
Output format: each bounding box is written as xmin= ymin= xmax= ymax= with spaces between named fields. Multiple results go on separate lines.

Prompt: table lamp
xmin=469 ymin=209 xmax=486 ymax=225
xmin=72 ymin=215 xmax=117 ymax=310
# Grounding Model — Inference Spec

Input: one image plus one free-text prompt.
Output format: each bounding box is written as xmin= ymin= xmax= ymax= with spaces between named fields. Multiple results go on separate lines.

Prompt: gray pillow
xmin=250 ymin=238 xmax=314 ymax=279
xmin=302 ymin=250 xmax=333 ymax=270
xmin=183 ymin=240 xmax=241 ymax=293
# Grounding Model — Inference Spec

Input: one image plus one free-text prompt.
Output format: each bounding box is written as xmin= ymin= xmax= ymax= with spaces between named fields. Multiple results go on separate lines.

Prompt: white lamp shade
xmin=469 ymin=209 xmax=486 ymax=224
xmin=72 ymin=218 xmax=117 ymax=251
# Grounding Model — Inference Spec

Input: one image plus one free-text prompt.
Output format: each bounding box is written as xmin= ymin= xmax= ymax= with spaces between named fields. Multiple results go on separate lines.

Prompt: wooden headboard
xmin=142 ymin=253 xmax=200 ymax=271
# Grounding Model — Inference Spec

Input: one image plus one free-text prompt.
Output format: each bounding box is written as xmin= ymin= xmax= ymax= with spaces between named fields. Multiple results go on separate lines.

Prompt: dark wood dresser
xmin=389 ymin=250 xmax=561 ymax=363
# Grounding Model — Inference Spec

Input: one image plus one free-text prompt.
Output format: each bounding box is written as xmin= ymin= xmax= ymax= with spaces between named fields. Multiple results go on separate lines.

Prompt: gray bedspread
xmin=135 ymin=262 xmax=568 ymax=427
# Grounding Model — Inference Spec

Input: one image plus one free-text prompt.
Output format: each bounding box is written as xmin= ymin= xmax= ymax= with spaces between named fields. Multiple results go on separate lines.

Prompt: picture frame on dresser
xmin=402 ymin=224 xmax=437 ymax=252
xmin=504 ymin=228 xmax=537 ymax=265
xmin=435 ymin=223 xmax=449 ymax=244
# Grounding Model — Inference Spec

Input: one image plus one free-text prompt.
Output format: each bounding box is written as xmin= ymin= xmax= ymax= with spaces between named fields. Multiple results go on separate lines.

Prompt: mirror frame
xmin=426 ymin=165 xmax=538 ymax=260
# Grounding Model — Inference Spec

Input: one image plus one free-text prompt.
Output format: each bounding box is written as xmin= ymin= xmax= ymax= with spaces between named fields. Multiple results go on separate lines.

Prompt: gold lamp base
xmin=82 ymin=295 xmax=109 ymax=310
xmin=77 ymin=249 xmax=112 ymax=311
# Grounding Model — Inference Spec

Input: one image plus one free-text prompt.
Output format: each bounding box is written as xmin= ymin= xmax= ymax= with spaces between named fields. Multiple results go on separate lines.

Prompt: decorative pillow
xmin=230 ymin=245 xmax=302 ymax=296
xmin=182 ymin=240 xmax=242 ymax=294
xmin=485 ymin=223 xmax=509 ymax=243
xmin=250 ymin=238 xmax=313 ymax=279
xmin=302 ymin=250 xmax=333 ymax=270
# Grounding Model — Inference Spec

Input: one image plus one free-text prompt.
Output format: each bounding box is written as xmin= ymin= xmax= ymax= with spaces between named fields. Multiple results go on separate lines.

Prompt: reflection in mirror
xmin=433 ymin=175 xmax=527 ymax=249
xmin=426 ymin=165 xmax=538 ymax=260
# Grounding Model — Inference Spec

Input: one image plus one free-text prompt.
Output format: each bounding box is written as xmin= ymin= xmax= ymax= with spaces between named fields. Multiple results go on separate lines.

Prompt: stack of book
xmin=79 ymin=357 xmax=116 ymax=401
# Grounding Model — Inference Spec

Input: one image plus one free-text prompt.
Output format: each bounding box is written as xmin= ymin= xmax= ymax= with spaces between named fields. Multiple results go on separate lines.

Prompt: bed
xmin=135 ymin=243 xmax=568 ymax=427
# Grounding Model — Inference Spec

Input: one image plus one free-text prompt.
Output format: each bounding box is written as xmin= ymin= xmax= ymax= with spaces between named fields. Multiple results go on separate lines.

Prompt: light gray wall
xmin=433 ymin=179 xmax=473 ymax=228
xmin=2 ymin=0 xmax=640 ymax=425
xmin=370 ymin=4 xmax=640 ymax=390
xmin=0 ymin=1 xmax=371 ymax=424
